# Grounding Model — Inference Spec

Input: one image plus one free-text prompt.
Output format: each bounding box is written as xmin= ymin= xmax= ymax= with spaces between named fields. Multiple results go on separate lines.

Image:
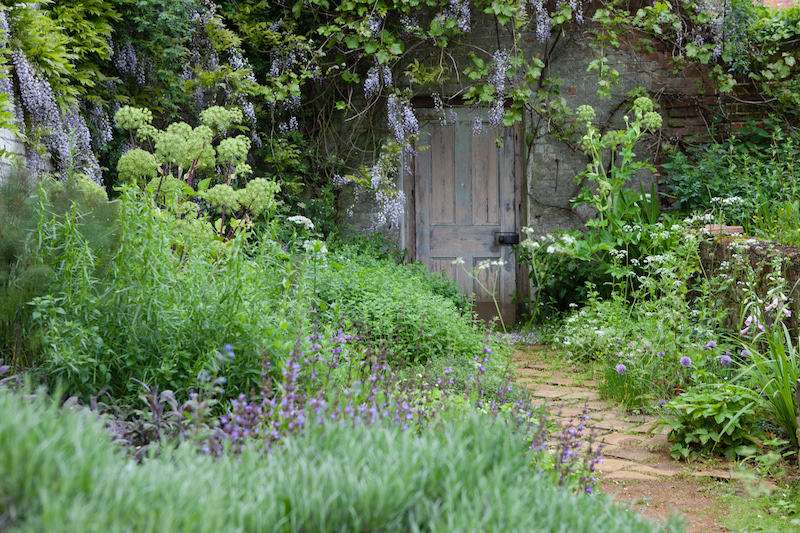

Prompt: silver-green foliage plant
xmin=0 ymin=387 xmax=673 ymax=533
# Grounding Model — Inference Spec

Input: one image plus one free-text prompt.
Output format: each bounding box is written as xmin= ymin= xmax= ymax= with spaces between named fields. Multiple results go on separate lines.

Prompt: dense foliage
xmin=2 ymin=0 xmax=799 ymax=232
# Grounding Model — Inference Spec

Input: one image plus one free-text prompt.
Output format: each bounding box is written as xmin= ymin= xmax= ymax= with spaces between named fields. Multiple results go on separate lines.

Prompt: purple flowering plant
xmin=172 ymin=326 xmax=604 ymax=495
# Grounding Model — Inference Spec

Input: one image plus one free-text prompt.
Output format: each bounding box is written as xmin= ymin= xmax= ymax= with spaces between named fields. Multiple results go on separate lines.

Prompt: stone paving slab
xmin=597 ymin=457 xmax=637 ymax=473
xmin=605 ymin=447 xmax=664 ymax=462
xmin=604 ymin=470 xmax=659 ymax=481
xmin=640 ymin=435 xmax=670 ymax=450
xmin=599 ymin=433 xmax=646 ymax=447
xmin=631 ymin=465 xmax=682 ymax=477
xmin=515 ymin=368 xmax=550 ymax=378
xmin=544 ymin=377 xmax=580 ymax=387
xmin=588 ymin=409 xmax=622 ymax=420
xmin=590 ymin=419 xmax=637 ymax=431
xmin=582 ymin=401 xmax=610 ymax=411
xmin=552 ymin=406 xmax=587 ymax=418
xmin=690 ymin=469 xmax=741 ymax=481
xmin=561 ymin=390 xmax=601 ymax=401
xmin=628 ymin=420 xmax=660 ymax=434
xmin=529 ymin=387 xmax=569 ymax=399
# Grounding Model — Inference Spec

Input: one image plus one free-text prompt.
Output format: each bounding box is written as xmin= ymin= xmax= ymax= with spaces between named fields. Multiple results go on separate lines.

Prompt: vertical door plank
xmin=455 ymin=121 xmax=472 ymax=226
xmin=432 ymin=258 xmax=457 ymax=285
xmin=472 ymin=257 xmax=500 ymax=300
xmin=415 ymin=121 xmax=433 ymax=265
xmin=431 ymin=124 xmax=455 ymax=225
xmin=472 ymin=129 xmax=499 ymax=226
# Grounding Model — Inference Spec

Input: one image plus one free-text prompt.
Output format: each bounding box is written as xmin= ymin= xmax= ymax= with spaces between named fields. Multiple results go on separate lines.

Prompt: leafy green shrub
xmin=661 ymin=123 xmax=800 ymax=241
xmin=0 ymin=388 xmax=669 ymax=533
xmin=405 ymin=260 xmax=472 ymax=314
xmin=317 ymin=247 xmax=488 ymax=366
xmin=656 ymin=384 xmax=765 ymax=462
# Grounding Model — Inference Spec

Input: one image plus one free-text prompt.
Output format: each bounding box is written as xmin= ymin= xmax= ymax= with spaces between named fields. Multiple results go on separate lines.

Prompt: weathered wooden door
xmin=411 ymin=107 xmax=520 ymax=326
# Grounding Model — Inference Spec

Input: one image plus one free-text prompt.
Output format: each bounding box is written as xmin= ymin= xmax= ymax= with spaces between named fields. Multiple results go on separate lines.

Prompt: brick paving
xmin=512 ymin=347 xmax=739 ymax=483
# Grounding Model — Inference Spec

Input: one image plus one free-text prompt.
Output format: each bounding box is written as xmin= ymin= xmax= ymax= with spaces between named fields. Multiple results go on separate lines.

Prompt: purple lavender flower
xmin=680 ymin=356 xmax=692 ymax=367
xmin=719 ymin=353 xmax=732 ymax=366
xmin=615 ymin=364 xmax=626 ymax=375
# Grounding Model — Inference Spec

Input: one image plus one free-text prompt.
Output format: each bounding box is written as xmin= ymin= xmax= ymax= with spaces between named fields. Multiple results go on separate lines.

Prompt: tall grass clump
xmin=0 ymin=387 xmax=673 ymax=533
xmin=25 ymin=185 xmax=317 ymax=401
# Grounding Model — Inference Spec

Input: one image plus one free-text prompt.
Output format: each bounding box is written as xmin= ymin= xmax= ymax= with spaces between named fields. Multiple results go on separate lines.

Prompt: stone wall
xmin=363 ymin=15 xmax=722 ymax=240
xmin=0 ymin=122 xmax=26 ymax=177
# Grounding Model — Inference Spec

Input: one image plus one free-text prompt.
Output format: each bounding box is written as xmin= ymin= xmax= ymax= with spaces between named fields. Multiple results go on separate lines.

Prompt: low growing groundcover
xmin=0 ymin=389 xmax=670 ymax=533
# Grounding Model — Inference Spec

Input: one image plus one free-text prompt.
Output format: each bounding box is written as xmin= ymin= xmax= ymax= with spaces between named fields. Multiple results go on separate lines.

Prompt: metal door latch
xmin=496 ymin=233 xmax=519 ymax=245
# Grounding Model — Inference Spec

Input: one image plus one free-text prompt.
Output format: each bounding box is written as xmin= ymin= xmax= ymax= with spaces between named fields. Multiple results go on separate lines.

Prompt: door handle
xmin=496 ymin=233 xmax=519 ymax=245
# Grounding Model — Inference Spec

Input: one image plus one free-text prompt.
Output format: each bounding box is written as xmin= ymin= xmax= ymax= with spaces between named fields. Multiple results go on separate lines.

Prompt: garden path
xmin=514 ymin=346 xmax=756 ymax=533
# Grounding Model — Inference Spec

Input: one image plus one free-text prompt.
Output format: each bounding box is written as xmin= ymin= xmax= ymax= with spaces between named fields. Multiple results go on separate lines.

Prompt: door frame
xmin=403 ymin=98 xmax=528 ymax=321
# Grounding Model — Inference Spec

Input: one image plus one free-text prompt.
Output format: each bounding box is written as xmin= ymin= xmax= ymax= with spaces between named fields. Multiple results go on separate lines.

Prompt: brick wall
xmin=762 ymin=0 xmax=797 ymax=9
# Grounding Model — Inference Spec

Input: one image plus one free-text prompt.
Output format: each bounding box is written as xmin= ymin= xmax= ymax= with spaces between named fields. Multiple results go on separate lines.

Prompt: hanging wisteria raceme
xmin=12 ymin=47 xmax=102 ymax=183
xmin=472 ymin=117 xmax=482 ymax=136
xmin=373 ymin=189 xmax=406 ymax=229
xmin=364 ymin=59 xmax=393 ymax=99
xmin=486 ymin=50 xmax=511 ymax=128
xmin=399 ymin=15 xmax=421 ymax=35
xmin=88 ymin=102 xmax=114 ymax=152
xmin=12 ymin=49 xmax=60 ymax=130
xmin=64 ymin=104 xmax=102 ymax=183
xmin=0 ymin=10 xmax=15 ymax=126
xmin=569 ymin=0 xmax=585 ymax=24
xmin=386 ymin=94 xmax=418 ymax=151
xmin=332 ymin=173 xmax=351 ymax=188
xmin=529 ymin=0 xmax=552 ymax=42
xmin=113 ymin=41 xmax=148 ymax=85
xmin=12 ymin=48 xmax=61 ymax=176
xmin=445 ymin=0 xmax=471 ymax=33
xmin=0 ymin=9 xmax=8 ymax=41
xmin=434 ymin=94 xmax=446 ymax=126
xmin=228 ymin=47 xmax=261 ymax=144
xmin=691 ymin=0 xmax=727 ymax=60
xmin=368 ymin=14 xmax=382 ymax=39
